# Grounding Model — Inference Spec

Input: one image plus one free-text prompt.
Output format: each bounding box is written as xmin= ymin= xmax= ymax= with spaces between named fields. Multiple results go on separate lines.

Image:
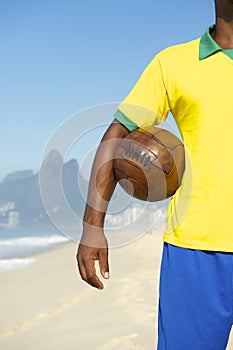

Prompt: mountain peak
xmin=41 ymin=150 xmax=63 ymax=170
xmin=44 ymin=149 xmax=62 ymax=162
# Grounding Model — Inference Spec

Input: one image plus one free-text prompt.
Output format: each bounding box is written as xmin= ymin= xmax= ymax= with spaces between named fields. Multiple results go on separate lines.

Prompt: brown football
xmin=113 ymin=126 xmax=185 ymax=201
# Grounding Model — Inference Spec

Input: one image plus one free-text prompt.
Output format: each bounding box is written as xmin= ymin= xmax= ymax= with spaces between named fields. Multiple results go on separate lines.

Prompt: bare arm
xmin=76 ymin=119 xmax=130 ymax=289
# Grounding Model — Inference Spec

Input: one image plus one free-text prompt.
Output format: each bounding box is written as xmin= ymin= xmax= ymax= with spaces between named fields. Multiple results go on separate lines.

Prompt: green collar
xmin=199 ymin=25 xmax=233 ymax=60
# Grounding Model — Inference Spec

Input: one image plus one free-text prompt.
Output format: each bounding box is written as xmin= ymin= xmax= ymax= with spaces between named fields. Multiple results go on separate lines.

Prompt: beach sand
xmin=0 ymin=231 xmax=232 ymax=350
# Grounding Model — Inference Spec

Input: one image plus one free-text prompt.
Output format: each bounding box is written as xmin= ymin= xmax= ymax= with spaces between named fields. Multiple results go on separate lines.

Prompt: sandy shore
xmin=0 ymin=231 xmax=232 ymax=350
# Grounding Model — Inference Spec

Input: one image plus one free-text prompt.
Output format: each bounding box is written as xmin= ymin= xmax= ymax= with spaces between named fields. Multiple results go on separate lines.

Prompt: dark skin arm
xmin=76 ymin=119 xmax=130 ymax=289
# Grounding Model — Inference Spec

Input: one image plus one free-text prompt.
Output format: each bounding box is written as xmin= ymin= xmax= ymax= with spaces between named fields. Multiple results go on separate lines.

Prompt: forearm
xmin=83 ymin=120 xmax=130 ymax=228
xmin=78 ymin=120 xmax=130 ymax=288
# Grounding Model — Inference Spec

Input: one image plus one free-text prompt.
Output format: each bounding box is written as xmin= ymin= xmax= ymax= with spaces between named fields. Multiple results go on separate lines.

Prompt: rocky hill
xmin=0 ymin=150 xmax=87 ymax=228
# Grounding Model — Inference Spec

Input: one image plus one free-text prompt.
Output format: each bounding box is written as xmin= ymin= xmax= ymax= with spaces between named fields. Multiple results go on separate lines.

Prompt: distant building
xmin=0 ymin=201 xmax=15 ymax=213
xmin=8 ymin=211 xmax=20 ymax=227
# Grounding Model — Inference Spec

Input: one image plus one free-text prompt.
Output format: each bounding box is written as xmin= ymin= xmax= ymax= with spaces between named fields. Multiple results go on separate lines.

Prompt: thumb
xmin=99 ymin=248 xmax=110 ymax=279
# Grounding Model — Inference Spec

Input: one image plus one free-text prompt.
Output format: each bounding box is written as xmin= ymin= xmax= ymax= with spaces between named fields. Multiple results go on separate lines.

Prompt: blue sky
xmin=0 ymin=0 xmax=215 ymax=180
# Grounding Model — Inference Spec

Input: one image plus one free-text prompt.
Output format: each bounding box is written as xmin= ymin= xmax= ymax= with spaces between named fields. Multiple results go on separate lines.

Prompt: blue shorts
xmin=157 ymin=243 xmax=233 ymax=350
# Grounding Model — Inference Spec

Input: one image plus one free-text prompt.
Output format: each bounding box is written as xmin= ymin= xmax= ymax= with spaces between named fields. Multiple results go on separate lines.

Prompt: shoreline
xmin=0 ymin=240 xmax=72 ymax=273
xmin=0 ymin=228 xmax=71 ymax=270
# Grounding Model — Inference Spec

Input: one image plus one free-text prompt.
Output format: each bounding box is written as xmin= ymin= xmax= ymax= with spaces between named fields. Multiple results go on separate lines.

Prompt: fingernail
xmin=104 ymin=272 xmax=109 ymax=279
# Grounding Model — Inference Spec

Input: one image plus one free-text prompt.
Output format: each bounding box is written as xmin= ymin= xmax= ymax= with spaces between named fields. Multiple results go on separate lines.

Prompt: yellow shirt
xmin=115 ymin=29 xmax=233 ymax=252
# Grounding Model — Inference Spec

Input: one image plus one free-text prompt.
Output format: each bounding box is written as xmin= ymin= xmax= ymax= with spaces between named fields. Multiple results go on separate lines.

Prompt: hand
xmin=76 ymin=226 xmax=109 ymax=290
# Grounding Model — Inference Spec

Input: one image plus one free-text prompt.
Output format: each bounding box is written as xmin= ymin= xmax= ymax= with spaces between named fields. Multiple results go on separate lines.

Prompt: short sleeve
xmin=114 ymin=55 xmax=170 ymax=129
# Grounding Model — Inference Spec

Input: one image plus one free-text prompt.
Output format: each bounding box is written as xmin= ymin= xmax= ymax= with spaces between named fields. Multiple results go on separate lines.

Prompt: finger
xmin=99 ymin=248 xmax=110 ymax=279
xmin=84 ymin=258 xmax=104 ymax=290
xmin=77 ymin=256 xmax=88 ymax=282
xmin=76 ymin=246 xmax=89 ymax=282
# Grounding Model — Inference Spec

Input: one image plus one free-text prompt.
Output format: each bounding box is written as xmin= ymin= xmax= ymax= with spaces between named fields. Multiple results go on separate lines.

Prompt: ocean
xmin=0 ymin=227 xmax=70 ymax=272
